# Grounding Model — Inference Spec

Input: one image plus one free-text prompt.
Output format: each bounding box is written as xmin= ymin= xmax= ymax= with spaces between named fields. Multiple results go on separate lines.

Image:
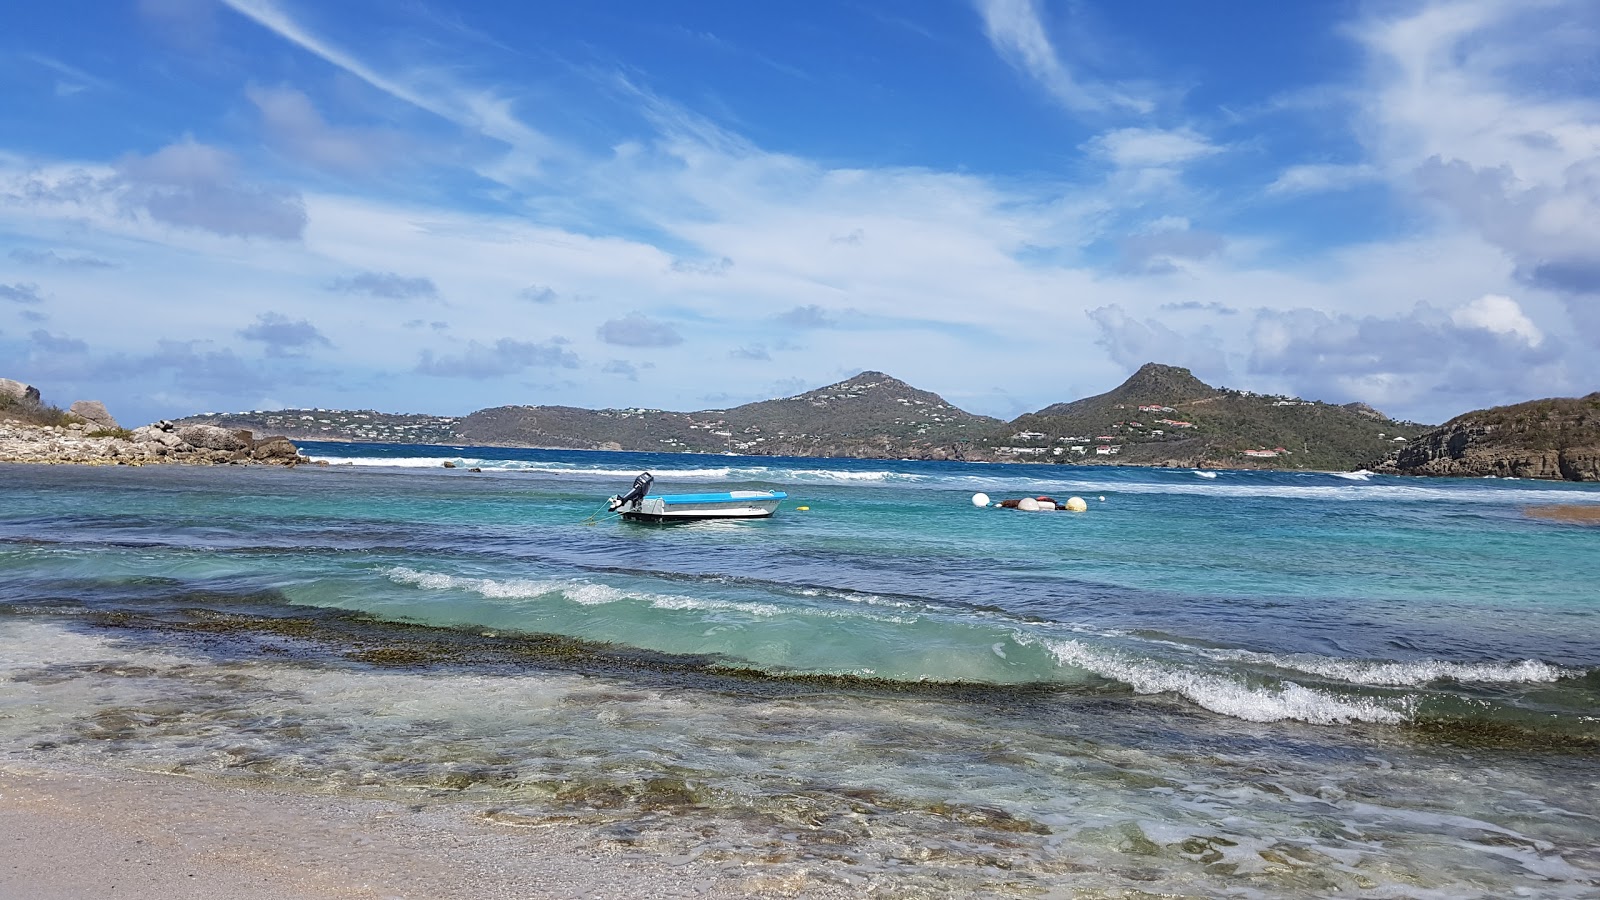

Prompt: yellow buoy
xmin=1065 ymin=496 xmax=1088 ymax=512
xmin=796 ymin=506 xmax=810 ymax=511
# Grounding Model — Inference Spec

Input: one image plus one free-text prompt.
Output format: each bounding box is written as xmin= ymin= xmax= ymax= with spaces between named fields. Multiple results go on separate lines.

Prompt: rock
xmin=251 ymin=436 xmax=299 ymax=461
xmin=1388 ymin=394 xmax=1600 ymax=482
xmin=130 ymin=425 xmax=165 ymax=443
xmin=442 ymin=461 xmax=457 ymax=468
xmin=177 ymin=424 xmax=250 ymax=451
xmin=0 ymin=378 xmax=41 ymax=406
xmin=69 ymin=400 xmax=120 ymax=430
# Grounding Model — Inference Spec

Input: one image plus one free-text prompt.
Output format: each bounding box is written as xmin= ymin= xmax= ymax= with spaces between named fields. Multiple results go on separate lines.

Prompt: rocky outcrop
xmin=0 ymin=417 xmax=318 ymax=468
xmin=177 ymin=423 xmax=251 ymax=451
xmin=68 ymin=400 xmax=119 ymax=430
xmin=1383 ymin=393 xmax=1600 ymax=481
xmin=0 ymin=378 xmax=41 ymax=406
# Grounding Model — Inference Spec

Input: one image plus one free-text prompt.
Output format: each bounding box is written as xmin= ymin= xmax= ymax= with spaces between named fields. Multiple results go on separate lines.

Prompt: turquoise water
xmin=2 ymin=445 xmax=1598 ymax=897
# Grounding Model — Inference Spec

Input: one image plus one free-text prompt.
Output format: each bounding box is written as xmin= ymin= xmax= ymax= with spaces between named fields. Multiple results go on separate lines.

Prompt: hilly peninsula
xmin=1377 ymin=393 xmax=1600 ymax=481
xmin=179 ymin=364 xmax=1429 ymax=472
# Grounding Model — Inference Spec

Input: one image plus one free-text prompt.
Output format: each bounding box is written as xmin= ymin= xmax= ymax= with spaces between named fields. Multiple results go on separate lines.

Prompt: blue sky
xmin=3 ymin=0 xmax=1597 ymax=427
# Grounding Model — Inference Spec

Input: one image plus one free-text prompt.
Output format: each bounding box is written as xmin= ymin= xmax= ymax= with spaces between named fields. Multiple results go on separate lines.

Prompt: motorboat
xmin=607 ymin=472 xmax=786 ymax=522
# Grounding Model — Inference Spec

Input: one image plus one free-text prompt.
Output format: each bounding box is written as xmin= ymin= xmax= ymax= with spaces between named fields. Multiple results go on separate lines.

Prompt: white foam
xmin=1039 ymin=637 xmax=1413 ymax=725
xmin=1193 ymin=470 xmax=1218 ymax=479
xmin=381 ymin=567 xmax=925 ymax=623
xmin=1201 ymin=648 xmax=1579 ymax=686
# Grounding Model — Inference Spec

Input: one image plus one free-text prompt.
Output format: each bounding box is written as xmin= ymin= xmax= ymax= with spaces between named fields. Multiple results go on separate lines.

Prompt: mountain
xmin=182 ymin=372 xmax=1001 ymax=460
xmin=1378 ymin=393 xmax=1600 ymax=481
xmin=456 ymin=372 xmax=1001 ymax=459
xmin=998 ymin=363 xmax=1425 ymax=470
xmin=176 ymin=364 xmax=1432 ymax=471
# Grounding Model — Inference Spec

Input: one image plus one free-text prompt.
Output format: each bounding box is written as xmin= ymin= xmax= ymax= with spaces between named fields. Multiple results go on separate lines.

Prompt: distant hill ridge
xmin=182 ymin=363 xmax=1451 ymax=471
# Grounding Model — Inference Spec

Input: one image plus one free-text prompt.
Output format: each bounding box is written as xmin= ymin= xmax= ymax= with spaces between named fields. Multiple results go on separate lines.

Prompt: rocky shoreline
xmin=0 ymin=419 xmax=315 ymax=468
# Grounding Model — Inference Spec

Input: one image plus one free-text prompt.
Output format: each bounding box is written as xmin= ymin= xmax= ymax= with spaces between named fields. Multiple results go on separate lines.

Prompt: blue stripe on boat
xmin=653 ymin=491 xmax=787 ymax=504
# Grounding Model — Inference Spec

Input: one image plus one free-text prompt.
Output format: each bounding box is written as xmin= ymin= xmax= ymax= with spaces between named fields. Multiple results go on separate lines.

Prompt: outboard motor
xmin=608 ymin=472 xmax=653 ymax=512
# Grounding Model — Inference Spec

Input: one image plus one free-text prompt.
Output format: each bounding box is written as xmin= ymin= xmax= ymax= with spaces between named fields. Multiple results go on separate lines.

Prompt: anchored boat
xmin=607 ymin=472 xmax=786 ymax=522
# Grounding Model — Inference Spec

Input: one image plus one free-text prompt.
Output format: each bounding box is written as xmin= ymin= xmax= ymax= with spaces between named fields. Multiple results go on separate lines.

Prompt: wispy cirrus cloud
xmin=218 ymin=0 xmax=556 ymax=159
xmin=9 ymin=248 xmax=116 ymax=269
xmin=974 ymin=0 xmax=1152 ymax=114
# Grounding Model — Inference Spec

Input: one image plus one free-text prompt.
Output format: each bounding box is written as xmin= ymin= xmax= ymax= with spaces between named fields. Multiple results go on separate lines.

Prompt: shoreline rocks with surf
xmin=0 ymin=377 xmax=314 ymax=467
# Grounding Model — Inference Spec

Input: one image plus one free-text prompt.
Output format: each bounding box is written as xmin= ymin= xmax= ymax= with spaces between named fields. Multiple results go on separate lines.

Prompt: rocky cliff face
xmin=1384 ymin=393 xmax=1600 ymax=481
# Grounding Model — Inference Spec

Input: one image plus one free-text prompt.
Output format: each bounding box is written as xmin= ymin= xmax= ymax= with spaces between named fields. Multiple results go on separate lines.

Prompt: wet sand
xmin=1524 ymin=504 xmax=1600 ymax=524
xmin=0 ymin=763 xmax=848 ymax=900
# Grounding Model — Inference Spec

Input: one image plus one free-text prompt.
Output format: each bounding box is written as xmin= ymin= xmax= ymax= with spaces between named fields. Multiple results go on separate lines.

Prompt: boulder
xmin=0 ymin=378 xmax=41 ymax=406
xmin=251 ymin=436 xmax=299 ymax=461
xmin=177 ymin=424 xmax=250 ymax=451
xmin=69 ymin=400 xmax=119 ymax=430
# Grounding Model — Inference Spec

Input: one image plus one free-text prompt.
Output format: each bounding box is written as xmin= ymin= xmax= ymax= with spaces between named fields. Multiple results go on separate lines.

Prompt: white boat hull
xmin=612 ymin=490 xmax=786 ymax=522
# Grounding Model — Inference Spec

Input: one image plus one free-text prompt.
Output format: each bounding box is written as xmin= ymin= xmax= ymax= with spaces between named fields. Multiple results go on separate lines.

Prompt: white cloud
xmin=1450 ymin=293 xmax=1542 ymax=346
xmin=1266 ymin=163 xmax=1381 ymax=195
xmin=1084 ymin=127 xmax=1219 ymax=169
xmin=974 ymin=0 xmax=1153 ymax=114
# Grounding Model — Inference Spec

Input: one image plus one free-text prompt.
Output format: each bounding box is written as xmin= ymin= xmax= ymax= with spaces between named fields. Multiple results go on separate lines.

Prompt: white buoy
xmin=1065 ymin=496 xmax=1088 ymax=512
xmin=1018 ymin=497 xmax=1041 ymax=511
xmin=1098 ymin=496 xmax=1106 ymax=502
xmin=971 ymin=492 xmax=990 ymax=507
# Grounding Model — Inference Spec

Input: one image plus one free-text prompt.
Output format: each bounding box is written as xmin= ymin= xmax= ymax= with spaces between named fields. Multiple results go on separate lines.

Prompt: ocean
xmin=2 ymin=443 xmax=1598 ymax=897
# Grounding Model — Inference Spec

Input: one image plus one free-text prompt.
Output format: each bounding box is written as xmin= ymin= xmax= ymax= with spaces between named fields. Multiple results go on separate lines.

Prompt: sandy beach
xmin=0 ymin=763 xmax=849 ymax=900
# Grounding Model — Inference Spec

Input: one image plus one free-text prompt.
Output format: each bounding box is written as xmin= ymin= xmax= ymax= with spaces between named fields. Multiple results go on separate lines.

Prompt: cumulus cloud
xmin=415 ymin=337 xmax=579 ymax=378
xmin=1247 ymin=302 xmax=1566 ymax=415
xmin=329 ymin=271 xmax=439 ymax=300
xmin=1354 ymin=3 xmax=1600 ymax=345
xmin=1088 ymin=305 xmax=1230 ymax=379
xmin=29 ymin=329 xmax=88 ymax=354
xmin=238 ymin=312 xmax=333 ymax=356
xmin=602 ymin=359 xmax=640 ymax=380
xmin=1450 ymin=294 xmax=1542 ymax=347
xmin=596 ymin=314 xmax=683 ymax=347
xmin=519 ymin=284 xmax=559 ymax=303
xmin=117 ymin=138 xmax=307 ymax=239
xmin=975 ymin=0 xmax=1152 ymax=114
xmin=1 ymin=283 xmax=44 ymax=305
xmin=776 ymin=305 xmax=837 ymax=328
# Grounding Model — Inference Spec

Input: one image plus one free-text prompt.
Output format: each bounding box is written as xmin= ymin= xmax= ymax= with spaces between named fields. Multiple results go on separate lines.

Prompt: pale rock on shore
xmin=0 ymin=418 xmax=315 ymax=467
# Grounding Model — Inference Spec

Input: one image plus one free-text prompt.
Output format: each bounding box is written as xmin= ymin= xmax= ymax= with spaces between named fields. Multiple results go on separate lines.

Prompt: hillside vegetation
xmin=998 ymin=363 xmax=1422 ymax=470
xmin=1381 ymin=393 xmax=1600 ymax=480
xmin=179 ymin=364 xmax=1432 ymax=471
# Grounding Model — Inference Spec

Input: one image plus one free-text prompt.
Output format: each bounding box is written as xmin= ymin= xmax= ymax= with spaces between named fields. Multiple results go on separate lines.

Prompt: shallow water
xmin=2 ymin=447 xmax=1598 ymax=897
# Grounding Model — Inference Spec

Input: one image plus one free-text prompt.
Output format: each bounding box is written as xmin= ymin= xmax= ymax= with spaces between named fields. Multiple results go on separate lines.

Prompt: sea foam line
xmin=380 ymin=566 xmax=918 ymax=624
xmin=1199 ymin=648 xmax=1580 ymax=686
xmin=1036 ymin=637 xmax=1414 ymax=725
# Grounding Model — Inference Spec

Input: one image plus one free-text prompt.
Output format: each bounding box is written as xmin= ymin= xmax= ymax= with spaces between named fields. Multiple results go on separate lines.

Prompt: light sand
xmin=1523 ymin=504 xmax=1600 ymax=524
xmin=0 ymin=764 xmax=850 ymax=899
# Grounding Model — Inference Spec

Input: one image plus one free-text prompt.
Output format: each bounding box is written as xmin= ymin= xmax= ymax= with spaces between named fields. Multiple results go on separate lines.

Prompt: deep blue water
xmin=2 ymin=444 xmax=1597 ymax=897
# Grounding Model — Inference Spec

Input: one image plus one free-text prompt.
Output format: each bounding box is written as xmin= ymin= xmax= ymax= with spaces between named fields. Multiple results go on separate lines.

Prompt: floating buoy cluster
xmin=972 ymin=493 xmax=1089 ymax=512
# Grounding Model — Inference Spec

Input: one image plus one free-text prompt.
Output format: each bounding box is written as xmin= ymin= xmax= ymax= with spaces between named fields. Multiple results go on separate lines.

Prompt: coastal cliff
xmin=1378 ymin=393 xmax=1600 ymax=481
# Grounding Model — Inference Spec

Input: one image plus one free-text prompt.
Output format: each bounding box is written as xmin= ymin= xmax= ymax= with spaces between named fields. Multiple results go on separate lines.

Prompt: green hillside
xmin=998 ymin=363 xmax=1426 ymax=470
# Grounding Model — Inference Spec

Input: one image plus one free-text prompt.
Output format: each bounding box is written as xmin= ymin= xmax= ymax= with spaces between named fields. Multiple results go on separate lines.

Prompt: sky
xmin=2 ymin=0 xmax=1598 ymax=427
